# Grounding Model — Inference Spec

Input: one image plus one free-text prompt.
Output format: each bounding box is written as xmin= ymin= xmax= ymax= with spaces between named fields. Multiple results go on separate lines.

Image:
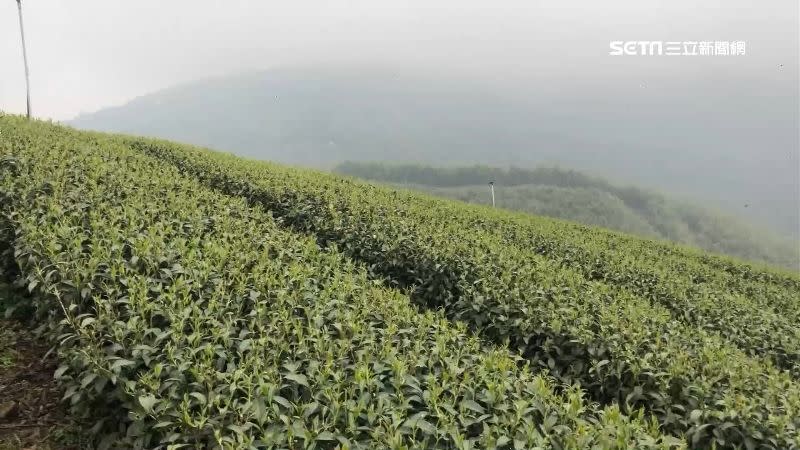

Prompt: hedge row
xmin=0 ymin=115 xmax=680 ymax=449
xmin=129 ymin=137 xmax=800 ymax=449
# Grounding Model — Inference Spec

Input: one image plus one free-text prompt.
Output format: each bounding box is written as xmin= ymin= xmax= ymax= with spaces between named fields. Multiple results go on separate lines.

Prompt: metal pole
xmin=489 ymin=181 xmax=495 ymax=207
xmin=16 ymin=0 xmax=31 ymax=119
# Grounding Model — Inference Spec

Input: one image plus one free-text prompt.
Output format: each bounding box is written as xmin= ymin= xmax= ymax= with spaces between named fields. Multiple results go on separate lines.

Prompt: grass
xmin=0 ymin=330 xmax=17 ymax=369
xmin=0 ymin=283 xmax=17 ymax=369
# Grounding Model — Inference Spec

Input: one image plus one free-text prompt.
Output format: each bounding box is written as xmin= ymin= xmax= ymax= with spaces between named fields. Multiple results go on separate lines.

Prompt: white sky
xmin=1 ymin=0 xmax=797 ymax=121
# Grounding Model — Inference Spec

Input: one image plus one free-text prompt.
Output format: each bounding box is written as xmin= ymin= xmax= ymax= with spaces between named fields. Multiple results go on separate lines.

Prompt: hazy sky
xmin=1 ymin=0 xmax=797 ymax=121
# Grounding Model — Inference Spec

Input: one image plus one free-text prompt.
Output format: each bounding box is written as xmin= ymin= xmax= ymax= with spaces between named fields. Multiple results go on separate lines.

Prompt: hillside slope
xmin=129 ymin=131 xmax=800 ymax=450
xmin=1 ymin=115 xmax=685 ymax=449
xmin=2 ymin=116 xmax=800 ymax=449
xmin=334 ymin=162 xmax=800 ymax=269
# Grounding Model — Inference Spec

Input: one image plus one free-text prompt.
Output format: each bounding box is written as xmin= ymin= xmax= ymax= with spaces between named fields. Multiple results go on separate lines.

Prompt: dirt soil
xmin=0 ymin=320 xmax=79 ymax=449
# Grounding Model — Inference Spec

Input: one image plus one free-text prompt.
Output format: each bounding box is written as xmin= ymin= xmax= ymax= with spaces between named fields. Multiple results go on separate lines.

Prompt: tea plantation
xmin=1 ymin=115 xmax=798 ymax=449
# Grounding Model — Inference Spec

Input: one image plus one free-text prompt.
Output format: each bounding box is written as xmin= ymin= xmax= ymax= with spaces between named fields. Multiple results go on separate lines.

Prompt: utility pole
xmin=488 ymin=181 xmax=495 ymax=208
xmin=16 ymin=0 xmax=31 ymax=119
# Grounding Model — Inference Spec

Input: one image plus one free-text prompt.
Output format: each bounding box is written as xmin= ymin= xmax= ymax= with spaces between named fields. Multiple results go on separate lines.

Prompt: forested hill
xmin=335 ymin=162 xmax=800 ymax=269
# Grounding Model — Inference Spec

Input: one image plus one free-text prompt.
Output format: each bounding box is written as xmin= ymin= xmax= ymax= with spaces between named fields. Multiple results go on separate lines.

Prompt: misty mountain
xmin=68 ymin=66 xmax=799 ymax=242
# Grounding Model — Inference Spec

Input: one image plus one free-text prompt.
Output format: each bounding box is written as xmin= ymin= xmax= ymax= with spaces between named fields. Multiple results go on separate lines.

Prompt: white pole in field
xmin=489 ymin=181 xmax=495 ymax=207
xmin=16 ymin=0 xmax=31 ymax=119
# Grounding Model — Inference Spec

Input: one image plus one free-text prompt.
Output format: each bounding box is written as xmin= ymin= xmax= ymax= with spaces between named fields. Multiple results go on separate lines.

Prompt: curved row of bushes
xmin=0 ymin=115 xmax=680 ymax=449
xmin=129 ymin=137 xmax=800 ymax=449
xmin=481 ymin=220 xmax=800 ymax=376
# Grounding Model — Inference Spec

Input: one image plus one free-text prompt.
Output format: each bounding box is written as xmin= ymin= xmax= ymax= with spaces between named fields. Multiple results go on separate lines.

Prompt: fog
xmin=1 ymin=0 xmax=799 ymax=241
xmin=1 ymin=0 xmax=796 ymax=120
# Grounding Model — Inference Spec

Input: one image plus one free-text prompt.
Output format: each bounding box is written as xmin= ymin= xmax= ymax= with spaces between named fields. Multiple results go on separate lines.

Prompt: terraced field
xmin=1 ymin=114 xmax=799 ymax=449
